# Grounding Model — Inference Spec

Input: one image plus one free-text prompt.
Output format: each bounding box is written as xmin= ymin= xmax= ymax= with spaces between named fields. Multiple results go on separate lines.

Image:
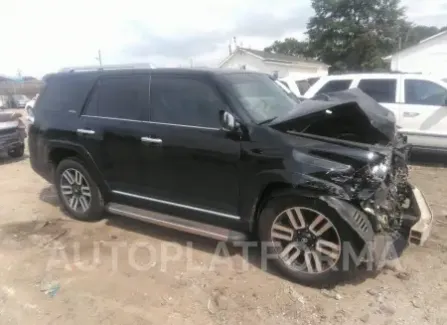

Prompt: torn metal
xmin=271 ymin=89 xmax=419 ymax=238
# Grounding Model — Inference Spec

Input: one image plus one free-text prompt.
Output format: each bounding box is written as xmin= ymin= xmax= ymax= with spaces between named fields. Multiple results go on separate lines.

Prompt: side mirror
xmin=220 ymin=111 xmax=239 ymax=132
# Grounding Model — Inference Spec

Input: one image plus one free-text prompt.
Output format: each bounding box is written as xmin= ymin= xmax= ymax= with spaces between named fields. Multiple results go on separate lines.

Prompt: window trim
xmin=81 ymin=114 xmax=221 ymax=131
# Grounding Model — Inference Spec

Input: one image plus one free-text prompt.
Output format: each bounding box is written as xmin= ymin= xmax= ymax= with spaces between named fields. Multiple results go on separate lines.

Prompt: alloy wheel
xmin=60 ymin=168 xmax=92 ymax=213
xmin=271 ymin=207 xmax=341 ymax=274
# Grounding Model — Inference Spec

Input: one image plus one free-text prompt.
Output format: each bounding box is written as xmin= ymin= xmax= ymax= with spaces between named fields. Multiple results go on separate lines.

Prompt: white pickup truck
xmin=304 ymin=73 xmax=447 ymax=151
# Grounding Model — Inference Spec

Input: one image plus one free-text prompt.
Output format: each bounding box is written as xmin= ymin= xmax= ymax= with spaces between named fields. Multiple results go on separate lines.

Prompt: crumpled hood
xmin=270 ymin=88 xmax=396 ymax=144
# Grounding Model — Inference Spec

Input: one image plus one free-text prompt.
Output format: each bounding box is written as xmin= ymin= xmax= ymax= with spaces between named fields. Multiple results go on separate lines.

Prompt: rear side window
xmin=83 ymin=75 xmax=149 ymax=120
xmin=404 ymin=79 xmax=447 ymax=106
xmin=357 ymin=79 xmax=396 ymax=103
xmin=315 ymin=79 xmax=352 ymax=95
xmin=36 ymin=74 xmax=97 ymax=113
xmin=150 ymin=75 xmax=225 ymax=128
xmin=296 ymin=80 xmax=311 ymax=95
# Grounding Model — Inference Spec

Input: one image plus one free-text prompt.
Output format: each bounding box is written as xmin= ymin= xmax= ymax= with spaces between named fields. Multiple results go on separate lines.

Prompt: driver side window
xmin=404 ymin=79 xmax=447 ymax=106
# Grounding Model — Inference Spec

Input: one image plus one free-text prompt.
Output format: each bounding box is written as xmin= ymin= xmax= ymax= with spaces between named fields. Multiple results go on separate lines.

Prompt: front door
xmin=138 ymin=73 xmax=241 ymax=216
xmin=397 ymin=78 xmax=447 ymax=148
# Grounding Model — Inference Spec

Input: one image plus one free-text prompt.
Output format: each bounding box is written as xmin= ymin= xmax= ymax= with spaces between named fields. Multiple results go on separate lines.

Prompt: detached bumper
xmin=408 ymin=186 xmax=433 ymax=246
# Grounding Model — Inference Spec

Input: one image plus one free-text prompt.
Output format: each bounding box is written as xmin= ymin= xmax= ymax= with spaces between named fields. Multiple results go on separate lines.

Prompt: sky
xmin=1 ymin=0 xmax=447 ymax=78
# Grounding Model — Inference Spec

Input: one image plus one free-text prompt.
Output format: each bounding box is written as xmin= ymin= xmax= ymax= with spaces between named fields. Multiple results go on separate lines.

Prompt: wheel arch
xmin=249 ymin=175 xmax=374 ymax=248
xmin=48 ymin=140 xmax=110 ymax=198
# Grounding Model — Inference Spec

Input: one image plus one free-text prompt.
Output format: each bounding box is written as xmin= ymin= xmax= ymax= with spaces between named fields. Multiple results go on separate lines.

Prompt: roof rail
xmin=59 ymin=63 xmax=156 ymax=73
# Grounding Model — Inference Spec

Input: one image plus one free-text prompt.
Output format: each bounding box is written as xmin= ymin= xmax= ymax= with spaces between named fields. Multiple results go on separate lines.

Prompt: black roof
xmin=45 ymin=67 xmax=266 ymax=80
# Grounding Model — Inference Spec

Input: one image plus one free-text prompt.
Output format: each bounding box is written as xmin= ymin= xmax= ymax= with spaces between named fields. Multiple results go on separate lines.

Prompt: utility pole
xmin=96 ymin=50 xmax=103 ymax=67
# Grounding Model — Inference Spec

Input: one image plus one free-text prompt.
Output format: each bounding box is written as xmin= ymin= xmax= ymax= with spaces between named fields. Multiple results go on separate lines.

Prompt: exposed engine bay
xmin=271 ymin=89 xmax=418 ymax=237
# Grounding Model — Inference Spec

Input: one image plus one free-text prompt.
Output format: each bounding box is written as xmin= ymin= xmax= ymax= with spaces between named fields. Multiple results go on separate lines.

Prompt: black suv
xmin=29 ymin=67 xmax=432 ymax=286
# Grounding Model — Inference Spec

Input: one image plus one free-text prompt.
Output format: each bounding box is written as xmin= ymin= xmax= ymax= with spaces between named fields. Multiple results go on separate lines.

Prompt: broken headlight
xmin=370 ymin=162 xmax=389 ymax=180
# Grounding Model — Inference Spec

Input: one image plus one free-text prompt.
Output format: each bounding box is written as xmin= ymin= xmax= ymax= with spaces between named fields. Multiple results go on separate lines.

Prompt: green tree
xmin=306 ymin=0 xmax=406 ymax=72
xmin=264 ymin=38 xmax=311 ymax=57
xmin=399 ymin=24 xmax=447 ymax=50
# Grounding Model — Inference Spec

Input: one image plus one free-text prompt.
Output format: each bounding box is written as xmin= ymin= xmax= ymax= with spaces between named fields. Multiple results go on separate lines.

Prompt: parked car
xmin=25 ymin=94 xmax=39 ymax=123
xmin=11 ymin=94 xmax=30 ymax=108
xmin=0 ymin=95 xmax=9 ymax=110
xmin=0 ymin=111 xmax=26 ymax=158
xmin=29 ymin=67 xmax=432 ymax=286
xmin=278 ymin=76 xmax=320 ymax=97
xmin=304 ymin=73 xmax=447 ymax=152
xmin=25 ymin=94 xmax=39 ymax=113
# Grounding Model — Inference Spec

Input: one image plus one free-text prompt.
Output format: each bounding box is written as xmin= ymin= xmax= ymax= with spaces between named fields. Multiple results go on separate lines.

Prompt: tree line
xmin=264 ymin=0 xmax=447 ymax=72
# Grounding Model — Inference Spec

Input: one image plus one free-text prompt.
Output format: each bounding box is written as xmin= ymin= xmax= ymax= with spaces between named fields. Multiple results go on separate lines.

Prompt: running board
xmin=106 ymin=203 xmax=247 ymax=242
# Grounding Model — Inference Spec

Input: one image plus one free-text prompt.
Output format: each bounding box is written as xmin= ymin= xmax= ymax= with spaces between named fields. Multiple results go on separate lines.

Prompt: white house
xmin=384 ymin=30 xmax=447 ymax=76
xmin=219 ymin=47 xmax=329 ymax=78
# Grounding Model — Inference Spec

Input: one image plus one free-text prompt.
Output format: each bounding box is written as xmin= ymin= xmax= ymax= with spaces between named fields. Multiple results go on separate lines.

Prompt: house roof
xmin=384 ymin=30 xmax=447 ymax=60
xmin=219 ymin=47 xmax=329 ymax=67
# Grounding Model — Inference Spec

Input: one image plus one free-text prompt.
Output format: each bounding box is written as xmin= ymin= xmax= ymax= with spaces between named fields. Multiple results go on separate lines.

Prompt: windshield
xmin=224 ymin=73 xmax=298 ymax=123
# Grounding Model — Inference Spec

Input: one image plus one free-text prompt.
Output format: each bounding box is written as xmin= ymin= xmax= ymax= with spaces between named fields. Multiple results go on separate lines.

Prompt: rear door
xmin=78 ymin=73 xmax=151 ymax=192
xmin=397 ymin=77 xmax=447 ymax=148
xmin=354 ymin=77 xmax=399 ymax=117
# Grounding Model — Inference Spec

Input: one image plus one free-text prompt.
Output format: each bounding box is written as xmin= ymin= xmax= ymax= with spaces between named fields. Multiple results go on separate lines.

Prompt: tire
xmin=55 ymin=158 xmax=104 ymax=221
xmin=7 ymin=144 xmax=25 ymax=158
xmin=258 ymin=195 xmax=359 ymax=287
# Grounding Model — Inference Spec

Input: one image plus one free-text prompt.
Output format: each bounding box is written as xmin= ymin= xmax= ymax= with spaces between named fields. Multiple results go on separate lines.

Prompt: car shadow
xmin=409 ymin=150 xmax=447 ymax=168
xmin=0 ymin=152 xmax=28 ymax=166
xmin=39 ymin=185 xmax=60 ymax=206
xmin=38 ymin=185 xmax=398 ymax=288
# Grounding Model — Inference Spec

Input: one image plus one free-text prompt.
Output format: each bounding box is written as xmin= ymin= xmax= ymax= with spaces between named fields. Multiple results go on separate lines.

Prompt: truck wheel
xmin=258 ymin=195 xmax=357 ymax=287
xmin=55 ymin=158 xmax=104 ymax=221
xmin=7 ymin=144 xmax=24 ymax=158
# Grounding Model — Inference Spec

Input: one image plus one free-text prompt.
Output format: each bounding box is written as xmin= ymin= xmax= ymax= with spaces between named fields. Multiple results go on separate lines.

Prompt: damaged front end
xmin=271 ymin=89 xmax=433 ymax=247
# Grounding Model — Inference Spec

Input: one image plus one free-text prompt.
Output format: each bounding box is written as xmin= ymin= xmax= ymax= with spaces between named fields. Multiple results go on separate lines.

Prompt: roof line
xmin=387 ymin=30 xmax=447 ymax=58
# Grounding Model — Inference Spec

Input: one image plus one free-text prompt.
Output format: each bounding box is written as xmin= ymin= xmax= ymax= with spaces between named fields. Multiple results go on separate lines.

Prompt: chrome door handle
xmin=77 ymin=129 xmax=95 ymax=135
xmin=403 ymin=112 xmax=420 ymax=118
xmin=141 ymin=137 xmax=162 ymax=144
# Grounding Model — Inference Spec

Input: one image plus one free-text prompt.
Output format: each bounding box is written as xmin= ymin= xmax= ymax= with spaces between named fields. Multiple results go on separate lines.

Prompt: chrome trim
xmin=81 ymin=115 xmax=220 ymax=131
xmin=112 ymin=190 xmax=240 ymax=220
xmin=107 ymin=204 xmax=230 ymax=241
xmin=141 ymin=137 xmax=162 ymax=144
xmin=398 ymin=129 xmax=447 ymax=138
xmin=77 ymin=129 xmax=95 ymax=135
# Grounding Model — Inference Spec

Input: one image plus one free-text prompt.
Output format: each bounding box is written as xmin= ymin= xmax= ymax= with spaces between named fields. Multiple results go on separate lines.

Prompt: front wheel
xmin=55 ymin=158 xmax=104 ymax=221
xmin=258 ymin=195 xmax=358 ymax=287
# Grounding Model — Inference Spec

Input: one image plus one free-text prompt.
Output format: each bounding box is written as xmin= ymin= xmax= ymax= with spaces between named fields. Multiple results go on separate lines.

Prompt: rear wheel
xmin=258 ymin=195 xmax=358 ymax=287
xmin=7 ymin=144 xmax=24 ymax=158
xmin=55 ymin=158 xmax=104 ymax=221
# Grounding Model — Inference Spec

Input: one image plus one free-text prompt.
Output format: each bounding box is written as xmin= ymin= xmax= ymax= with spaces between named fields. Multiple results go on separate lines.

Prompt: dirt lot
xmin=0 ymin=143 xmax=447 ymax=324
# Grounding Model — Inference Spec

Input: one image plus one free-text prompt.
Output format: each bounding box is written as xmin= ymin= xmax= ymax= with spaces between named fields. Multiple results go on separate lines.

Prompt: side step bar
xmin=106 ymin=203 xmax=248 ymax=243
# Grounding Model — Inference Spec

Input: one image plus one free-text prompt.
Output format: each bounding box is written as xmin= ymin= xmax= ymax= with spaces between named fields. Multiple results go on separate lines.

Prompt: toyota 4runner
xmin=29 ymin=66 xmax=433 ymax=286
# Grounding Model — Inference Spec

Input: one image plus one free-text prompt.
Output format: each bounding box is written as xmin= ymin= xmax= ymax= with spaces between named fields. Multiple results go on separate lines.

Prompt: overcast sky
xmin=2 ymin=0 xmax=447 ymax=77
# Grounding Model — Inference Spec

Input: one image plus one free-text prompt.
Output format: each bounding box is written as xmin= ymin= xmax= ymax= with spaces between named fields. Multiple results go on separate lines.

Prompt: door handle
xmin=403 ymin=112 xmax=420 ymax=118
xmin=141 ymin=137 xmax=162 ymax=144
xmin=77 ymin=129 xmax=95 ymax=135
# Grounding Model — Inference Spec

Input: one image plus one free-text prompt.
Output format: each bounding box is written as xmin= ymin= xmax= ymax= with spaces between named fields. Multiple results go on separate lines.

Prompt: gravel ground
xmin=0 ymin=136 xmax=446 ymax=324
